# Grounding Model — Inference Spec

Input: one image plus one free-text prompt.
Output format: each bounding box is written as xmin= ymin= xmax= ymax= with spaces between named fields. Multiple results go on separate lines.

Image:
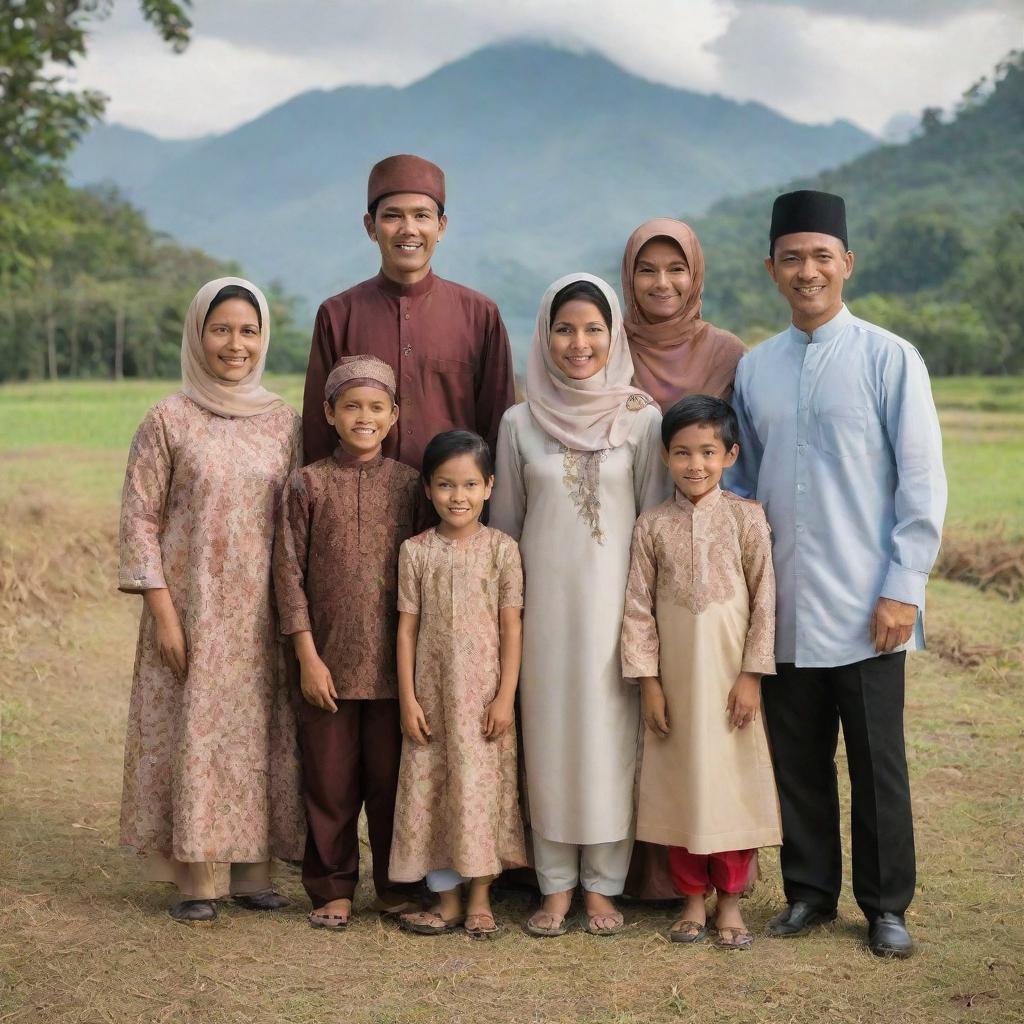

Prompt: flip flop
xmin=714 ymin=925 xmax=754 ymax=950
xmin=308 ymin=908 xmax=350 ymax=930
xmin=584 ymin=910 xmax=625 ymax=936
xmin=668 ymin=919 xmax=708 ymax=944
xmin=465 ymin=912 xmax=502 ymax=940
xmin=524 ymin=910 xmax=569 ymax=937
xmin=399 ymin=911 xmax=465 ymax=935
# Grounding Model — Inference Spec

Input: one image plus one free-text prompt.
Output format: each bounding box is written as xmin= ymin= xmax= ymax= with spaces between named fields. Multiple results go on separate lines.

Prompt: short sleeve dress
xmin=388 ymin=525 xmax=528 ymax=881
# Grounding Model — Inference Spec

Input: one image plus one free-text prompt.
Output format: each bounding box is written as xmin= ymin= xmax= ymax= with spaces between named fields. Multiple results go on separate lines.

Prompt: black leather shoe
xmin=867 ymin=913 xmax=914 ymax=958
xmin=765 ymin=900 xmax=837 ymax=937
xmin=168 ymin=899 xmax=218 ymax=924
xmin=233 ymin=889 xmax=290 ymax=911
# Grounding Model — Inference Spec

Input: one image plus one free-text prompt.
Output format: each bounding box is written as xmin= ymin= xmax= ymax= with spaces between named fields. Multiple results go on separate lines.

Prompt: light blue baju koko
xmin=727 ymin=305 xmax=947 ymax=668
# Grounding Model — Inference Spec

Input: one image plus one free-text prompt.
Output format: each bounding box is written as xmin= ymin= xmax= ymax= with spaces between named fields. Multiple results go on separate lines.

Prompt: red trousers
xmin=299 ymin=697 xmax=407 ymax=908
xmin=668 ymin=846 xmax=756 ymax=895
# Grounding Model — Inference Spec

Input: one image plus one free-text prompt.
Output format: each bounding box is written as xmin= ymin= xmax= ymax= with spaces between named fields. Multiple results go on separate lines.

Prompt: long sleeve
xmin=489 ymin=412 xmax=527 ymax=541
xmin=632 ymin=406 xmax=671 ymax=514
xmin=301 ymin=304 xmax=339 ymax=466
xmin=739 ymin=505 xmax=776 ymax=675
xmin=621 ymin=517 xmax=661 ymax=679
xmin=272 ymin=470 xmax=313 ymax=635
xmin=118 ymin=407 xmax=173 ymax=593
xmin=474 ymin=305 xmax=517 ymax=458
xmin=725 ymin=359 xmax=762 ymax=500
xmin=879 ymin=345 xmax=947 ymax=607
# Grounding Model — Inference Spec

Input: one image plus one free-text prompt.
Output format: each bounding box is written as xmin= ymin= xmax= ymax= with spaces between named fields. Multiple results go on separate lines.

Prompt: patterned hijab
xmin=526 ymin=273 xmax=653 ymax=453
xmin=621 ymin=219 xmax=745 ymax=411
xmin=180 ymin=277 xmax=284 ymax=419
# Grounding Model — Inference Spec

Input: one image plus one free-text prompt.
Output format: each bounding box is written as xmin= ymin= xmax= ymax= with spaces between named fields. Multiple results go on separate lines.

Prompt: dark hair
xmin=421 ymin=429 xmax=493 ymax=484
xmin=368 ymin=196 xmax=445 ymax=220
xmin=549 ymin=280 xmax=613 ymax=331
xmin=203 ymin=285 xmax=262 ymax=329
xmin=661 ymin=394 xmax=739 ymax=451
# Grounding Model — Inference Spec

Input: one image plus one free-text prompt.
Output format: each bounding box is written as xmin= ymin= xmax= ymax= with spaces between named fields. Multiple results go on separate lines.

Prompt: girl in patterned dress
xmin=390 ymin=430 xmax=527 ymax=939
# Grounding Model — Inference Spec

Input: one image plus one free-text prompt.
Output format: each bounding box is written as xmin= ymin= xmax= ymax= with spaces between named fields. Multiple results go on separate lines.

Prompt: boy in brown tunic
xmin=274 ymin=355 xmax=426 ymax=928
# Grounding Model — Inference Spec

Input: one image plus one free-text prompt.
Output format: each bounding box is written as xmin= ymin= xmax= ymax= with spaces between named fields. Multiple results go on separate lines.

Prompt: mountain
xmin=68 ymin=41 xmax=875 ymax=349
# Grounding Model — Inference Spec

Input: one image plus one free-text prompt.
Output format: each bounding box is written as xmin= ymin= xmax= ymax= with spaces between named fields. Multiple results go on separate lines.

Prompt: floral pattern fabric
xmin=389 ymin=526 xmax=528 ymax=881
xmin=118 ymin=392 xmax=305 ymax=864
xmin=273 ymin=448 xmax=425 ymax=700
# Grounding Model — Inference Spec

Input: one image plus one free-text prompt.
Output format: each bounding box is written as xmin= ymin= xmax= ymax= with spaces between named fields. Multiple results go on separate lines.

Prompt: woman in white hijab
xmin=490 ymin=273 xmax=669 ymax=936
xmin=118 ymin=278 xmax=305 ymax=924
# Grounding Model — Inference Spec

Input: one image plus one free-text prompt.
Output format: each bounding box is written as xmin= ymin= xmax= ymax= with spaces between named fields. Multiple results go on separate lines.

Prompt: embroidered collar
xmin=673 ymin=484 xmax=723 ymax=516
xmin=332 ymin=445 xmax=384 ymax=470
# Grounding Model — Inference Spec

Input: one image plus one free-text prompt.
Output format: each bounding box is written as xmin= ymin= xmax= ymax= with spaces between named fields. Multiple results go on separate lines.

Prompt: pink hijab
xmin=180 ymin=277 xmax=284 ymax=419
xmin=526 ymin=273 xmax=653 ymax=453
xmin=621 ymin=219 xmax=746 ymax=412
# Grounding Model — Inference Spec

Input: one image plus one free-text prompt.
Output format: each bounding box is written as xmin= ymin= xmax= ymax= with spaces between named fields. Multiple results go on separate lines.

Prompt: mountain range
xmin=69 ymin=41 xmax=875 ymax=338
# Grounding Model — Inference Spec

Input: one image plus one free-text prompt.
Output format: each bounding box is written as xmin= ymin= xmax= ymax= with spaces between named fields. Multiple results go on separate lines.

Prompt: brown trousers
xmin=299 ymin=697 xmax=405 ymax=907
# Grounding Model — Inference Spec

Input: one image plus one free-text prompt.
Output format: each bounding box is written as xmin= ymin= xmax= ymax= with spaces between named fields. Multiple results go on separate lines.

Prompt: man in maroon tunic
xmin=302 ymin=154 xmax=516 ymax=469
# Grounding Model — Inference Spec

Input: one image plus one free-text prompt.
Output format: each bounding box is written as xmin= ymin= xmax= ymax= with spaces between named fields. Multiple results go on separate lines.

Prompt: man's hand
xmin=871 ymin=597 xmax=917 ymax=653
xmin=640 ymin=677 xmax=670 ymax=737
xmin=299 ymin=652 xmax=339 ymax=712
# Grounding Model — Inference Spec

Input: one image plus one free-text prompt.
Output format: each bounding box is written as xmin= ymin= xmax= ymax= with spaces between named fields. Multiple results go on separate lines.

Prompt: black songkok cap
xmin=770 ymin=190 xmax=848 ymax=254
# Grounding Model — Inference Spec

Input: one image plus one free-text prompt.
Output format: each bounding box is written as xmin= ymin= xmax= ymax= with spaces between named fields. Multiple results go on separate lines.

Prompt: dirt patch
xmin=935 ymin=532 xmax=1024 ymax=601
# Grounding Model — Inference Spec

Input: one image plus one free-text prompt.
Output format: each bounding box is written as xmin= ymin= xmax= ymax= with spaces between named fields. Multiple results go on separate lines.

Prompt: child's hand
xmin=727 ymin=672 xmax=761 ymax=730
xmin=483 ymin=695 xmax=515 ymax=739
xmin=401 ymin=699 xmax=431 ymax=746
xmin=300 ymin=653 xmax=338 ymax=712
xmin=640 ymin=677 xmax=670 ymax=737
xmin=155 ymin=612 xmax=188 ymax=682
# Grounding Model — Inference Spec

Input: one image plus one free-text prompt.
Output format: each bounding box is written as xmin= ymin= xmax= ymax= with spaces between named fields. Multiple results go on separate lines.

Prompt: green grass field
xmin=1 ymin=377 xmax=1021 ymax=1024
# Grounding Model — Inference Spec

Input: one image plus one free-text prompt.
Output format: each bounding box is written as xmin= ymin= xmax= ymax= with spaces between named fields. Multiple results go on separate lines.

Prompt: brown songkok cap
xmin=770 ymin=190 xmax=848 ymax=254
xmin=324 ymin=355 xmax=397 ymax=405
xmin=367 ymin=154 xmax=445 ymax=213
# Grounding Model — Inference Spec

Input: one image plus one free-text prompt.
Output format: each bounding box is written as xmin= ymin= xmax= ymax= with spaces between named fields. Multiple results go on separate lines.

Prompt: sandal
xmin=169 ymin=899 xmax=217 ymax=925
xmin=399 ymin=910 xmax=465 ymax=935
xmin=524 ymin=909 xmax=569 ymax=938
xmin=584 ymin=910 xmax=625 ymax=936
xmin=233 ymin=889 xmax=290 ymax=912
xmin=309 ymin=903 xmax=351 ymax=930
xmin=668 ymin=918 xmax=708 ymax=944
xmin=714 ymin=925 xmax=754 ymax=950
xmin=465 ymin=912 xmax=502 ymax=940
xmin=372 ymin=896 xmax=420 ymax=917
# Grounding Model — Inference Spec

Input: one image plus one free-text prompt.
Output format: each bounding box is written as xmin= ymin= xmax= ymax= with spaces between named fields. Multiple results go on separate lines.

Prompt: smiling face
xmin=664 ymin=422 xmax=738 ymax=504
xmin=766 ymin=232 xmax=854 ymax=332
xmin=632 ymin=237 xmax=692 ymax=322
xmin=200 ymin=298 xmax=262 ymax=382
xmin=363 ymin=192 xmax=447 ymax=285
xmin=426 ymin=452 xmax=493 ymax=538
xmin=548 ymin=298 xmax=612 ymax=380
xmin=325 ymin=385 xmax=398 ymax=460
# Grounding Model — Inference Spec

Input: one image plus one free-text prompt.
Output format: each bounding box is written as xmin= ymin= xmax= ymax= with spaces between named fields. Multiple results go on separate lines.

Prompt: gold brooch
xmin=625 ymin=394 xmax=649 ymax=411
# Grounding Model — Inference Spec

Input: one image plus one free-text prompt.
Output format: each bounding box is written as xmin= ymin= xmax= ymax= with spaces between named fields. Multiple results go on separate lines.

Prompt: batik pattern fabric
xmin=118 ymin=393 xmax=305 ymax=864
xmin=389 ymin=526 xmax=528 ymax=881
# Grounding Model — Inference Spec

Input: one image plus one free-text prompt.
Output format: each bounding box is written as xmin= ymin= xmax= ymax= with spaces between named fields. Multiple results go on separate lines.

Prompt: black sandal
xmin=233 ymin=889 xmax=290 ymax=911
xmin=169 ymin=899 xmax=217 ymax=924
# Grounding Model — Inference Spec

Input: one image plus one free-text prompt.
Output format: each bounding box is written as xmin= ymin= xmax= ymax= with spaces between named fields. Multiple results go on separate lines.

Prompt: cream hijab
xmin=180 ymin=277 xmax=284 ymax=419
xmin=526 ymin=273 xmax=653 ymax=453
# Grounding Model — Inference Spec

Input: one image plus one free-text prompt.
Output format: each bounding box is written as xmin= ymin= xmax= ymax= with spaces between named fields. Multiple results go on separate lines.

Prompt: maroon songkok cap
xmin=324 ymin=355 xmax=397 ymax=405
xmin=366 ymin=154 xmax=445 ymax=212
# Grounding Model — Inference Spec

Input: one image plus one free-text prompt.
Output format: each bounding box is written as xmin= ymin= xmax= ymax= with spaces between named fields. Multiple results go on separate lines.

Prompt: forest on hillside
xmin=1 ymin=9 xmax=1020 ymax=381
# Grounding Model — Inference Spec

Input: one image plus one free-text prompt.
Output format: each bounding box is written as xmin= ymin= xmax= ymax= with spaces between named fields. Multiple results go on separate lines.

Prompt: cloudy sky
xmin=69 ymin=0 xmax=1023 ymax=138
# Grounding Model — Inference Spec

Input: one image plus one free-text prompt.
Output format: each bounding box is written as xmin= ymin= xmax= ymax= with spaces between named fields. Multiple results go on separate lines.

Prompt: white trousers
xmin=531 ymin=833 xmax=634 ymax=896
xmin=426 ymin=869 xmax=467 ymax=893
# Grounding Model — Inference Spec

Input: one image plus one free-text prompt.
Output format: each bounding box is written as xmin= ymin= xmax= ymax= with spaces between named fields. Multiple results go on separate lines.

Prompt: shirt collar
xmin=673 ymin=484 xmax=723 ymax=516
xmin=374 ymin=269 xmax=436 ymax=299
xmin=332 ymin=444 xmax=383 ymax=470
xmin=787 ymin=303 xmax=852 ymax=346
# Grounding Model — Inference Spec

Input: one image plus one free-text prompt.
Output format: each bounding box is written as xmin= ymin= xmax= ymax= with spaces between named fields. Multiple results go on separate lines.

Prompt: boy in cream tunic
xmin=621 ymin=395 xmax=780 ymax=949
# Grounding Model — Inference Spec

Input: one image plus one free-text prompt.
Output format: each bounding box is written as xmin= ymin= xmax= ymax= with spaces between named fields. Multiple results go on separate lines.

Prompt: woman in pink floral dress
xmin=118 ymin=278 xmax=305 ymax=924
xmin=390 ymin=430 xmax=527 ymax=939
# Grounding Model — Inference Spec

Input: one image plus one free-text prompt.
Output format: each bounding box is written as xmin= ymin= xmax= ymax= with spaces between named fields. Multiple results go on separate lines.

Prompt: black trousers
xmin=762 ymin=652 xmax=915 ymax=921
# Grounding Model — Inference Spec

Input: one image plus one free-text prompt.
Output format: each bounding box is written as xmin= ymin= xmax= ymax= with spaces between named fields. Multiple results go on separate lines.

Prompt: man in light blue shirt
xmin=729 ymin=190 xmax=946 ymax=959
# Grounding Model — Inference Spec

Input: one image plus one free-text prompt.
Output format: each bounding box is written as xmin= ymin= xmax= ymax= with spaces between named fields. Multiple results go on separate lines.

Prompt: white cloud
xmin=67 ymin=0 xmax=1021 ymax=138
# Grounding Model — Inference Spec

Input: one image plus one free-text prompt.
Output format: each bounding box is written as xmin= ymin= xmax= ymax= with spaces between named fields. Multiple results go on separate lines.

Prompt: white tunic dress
xmin=490 ymin=401 xmax=669 ymax=845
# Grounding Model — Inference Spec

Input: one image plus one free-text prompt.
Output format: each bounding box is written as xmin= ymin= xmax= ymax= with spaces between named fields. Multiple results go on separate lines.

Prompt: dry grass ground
xmin=1 ymin=379 xmax=1022 ymax=1024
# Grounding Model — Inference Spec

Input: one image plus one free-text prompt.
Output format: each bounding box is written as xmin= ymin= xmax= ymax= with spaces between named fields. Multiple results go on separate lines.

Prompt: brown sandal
xmin=524 ymin=909 xmax=569 ymax=937
xmin=399 ymin=910 xmax=465 ymax=935
xmin=669 ymin=918 xmax=708 ymax=943
xmin=714 ymin=925 xmax=753 ymax=950
xmin=584 ymin=910 xmax=625 ymax=936
xmin=465 ymin=912 xmax=502 ymax=940
xmin=309 ymin=908 xmax=350 ymax=930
